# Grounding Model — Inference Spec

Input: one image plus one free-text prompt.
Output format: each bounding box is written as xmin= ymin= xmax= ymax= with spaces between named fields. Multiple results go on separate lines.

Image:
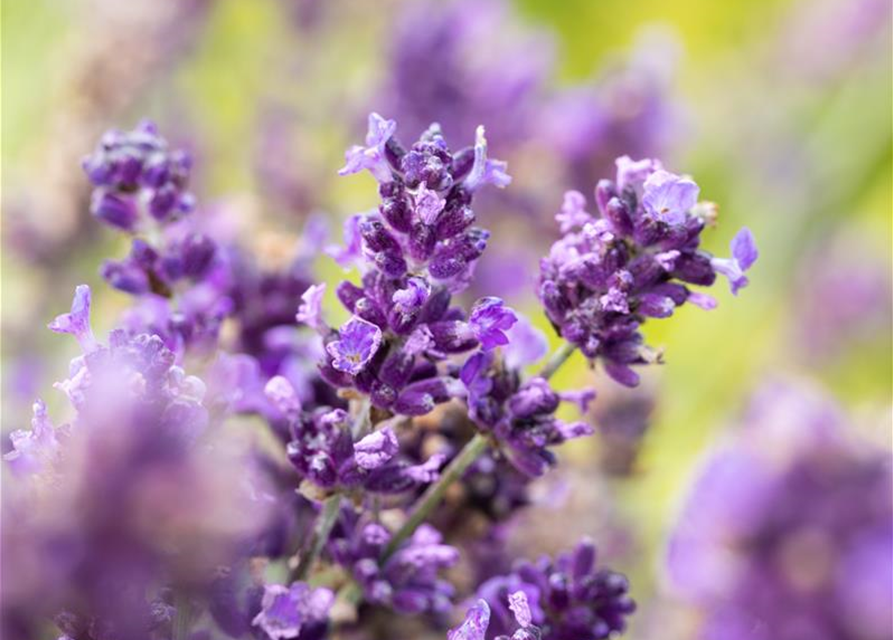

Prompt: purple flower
xmin=339 ymin=112 xmax=397 ymax=182
xmin=538 ymin=159 xmax=753 ymax=387
xmin=667 ymin=380 xmax=892 ymax=640
xmin=296 ymin=283 xmax=327 ymax=330
xmin=469 ymin=297 xmax=517 ymax=350
xmin=326 ymin=316 xmax=382 ymax=375
xmin=48 ymin=284 xmax=97 ymax=352
xmin=326 ymin=214 xmax=364 ymax=269
xmin=464 ymin=126 xmax=512 ymax=192
xmin=508 ymin=591 xmax=533 ymax=628
xmin=555 ymin=190 xmax=592 ymax=233
xmin=353 ymin=427 xmax=400 ymax=470
xmin=251 ymin=582 xmax=333 ymax=640
xmin=503 ymin=314 xmax=549 ymax=369
xmin=615 ymin=155 xmax=662 ymax=192
xmin=415 ymin=185 xmax=447 ymax=225
xmin=448 ymin=600 xmax=491 ymax=640
xmin=711 ymin=227 xmax=759 ymax=295
xmin=478 ymin=539 xmax=636 ymax=639
xmin=328 ymin=516 xmax=458 ymax=615
xmin=264 ymin=375 xmax=303 ymax=419
xmin=3 ymin=400 xmax=63 ymax=477
xmin=82 ymin=120 xmax=194 ymax=225
xmin=641 ymin=169 xmax=699 ymax=225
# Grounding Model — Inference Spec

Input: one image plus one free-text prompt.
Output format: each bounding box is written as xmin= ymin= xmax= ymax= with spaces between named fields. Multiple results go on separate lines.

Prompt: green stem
xmin=536 ymin=341 xmax=577 ymax=381
xmin=294 ymin=494 xmax=343 ymax=580
xmin=382 ymin=432 xmax=489 ymax=560
xmin=173 ymin=591 xmax=196 ymax=640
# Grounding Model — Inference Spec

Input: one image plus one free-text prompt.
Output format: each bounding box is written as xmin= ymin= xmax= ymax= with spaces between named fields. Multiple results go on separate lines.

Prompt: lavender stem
xmin=294 ymin=494 xmax=343 ymax=580
xmin=537 ymin=341 xmax=577 ymax=381
xmin=382 ymin=432 xmax=489 ymax=560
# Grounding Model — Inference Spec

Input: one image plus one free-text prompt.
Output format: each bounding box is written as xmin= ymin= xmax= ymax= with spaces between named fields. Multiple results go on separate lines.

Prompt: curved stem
xmin=536 ymin=341 xmax=577 ymax=381
xmin=294 ymin=494 xmax=343 ymax=580
xmin=382 ymin=432 xmax=489 ymax=561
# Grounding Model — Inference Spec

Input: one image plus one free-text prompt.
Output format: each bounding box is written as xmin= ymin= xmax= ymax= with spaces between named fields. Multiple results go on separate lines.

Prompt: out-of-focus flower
xmin=667 ymin=380 xmax=893 ymax=640
xmin=538 ymin=157 xmax=756 ymax=386
xmin=2 ymin=286 xmax=271 ymax=640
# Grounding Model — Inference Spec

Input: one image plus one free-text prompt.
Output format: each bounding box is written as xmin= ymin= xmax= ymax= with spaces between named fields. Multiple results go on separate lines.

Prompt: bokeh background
xmin=2 ymin=0 xmax=891 ymax=638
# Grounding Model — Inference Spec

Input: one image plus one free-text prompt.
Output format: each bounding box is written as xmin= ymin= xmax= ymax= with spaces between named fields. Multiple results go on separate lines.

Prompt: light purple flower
xmin=711 ymin=227 xmax=758 ymax=295
xmin=48 ymin=285 xmax=97 ymax=353
xmin=354 ymin=427 xmax=399 ymax=470
xmin=392 ymin=277 xmax=431 ymax=315
xmin=415 ymin=185 xmax=447 ymax=225
xmin=508 ymin=591 xmax=532 ymax=628
xmin=251 ymin=582 xmax=334 ymax=640
xmin=326 ymin=316 xmax=383 ymax=375
xmin=503 ymin=314 xmax=548 ymax=369
xmin=615 ymin=155 xmax=662 ymax=191
xmin=448 ymin=600 xmax=491 ymax=640
xmin=264 ymin=375 xmax=302 ymax=419
xmin=559 ymin=388 xmax=596 ymax=413
xmin=555 ymin=190 xmax=592 ymax=233
xmin=296 ymin=283 xmax=326 ymax=330
xmin=339 ymin=113 xmax=397 ymax=183
xmin=404 ymin=453 xmax=446 ymax=483
xmin=326 ymin=214 xmax=364 ymax=269
xmin=3 ymin=400 xmax=63 ymax=476
xmin=464 ymin=126 xmax=512 ymax=192
xmin=469 ymin=297 xmax=517 ymax=350
xmin=641 ymin=169 xmax=700 ymax=225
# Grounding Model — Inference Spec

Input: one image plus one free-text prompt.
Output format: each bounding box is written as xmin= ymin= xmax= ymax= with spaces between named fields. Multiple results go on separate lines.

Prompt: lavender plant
xmin=2 ymin=112 xmax=756 ymax=640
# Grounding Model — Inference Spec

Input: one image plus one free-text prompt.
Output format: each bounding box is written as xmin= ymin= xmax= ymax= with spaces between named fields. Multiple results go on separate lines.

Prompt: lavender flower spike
xmin=326 ymin=316 xmax=383 ymax=375
xmin=296 ymin=283 xmax=327 ymax=330
xmin=339 ymin=112 xmax=397 ymax=182
xmin=711 ymin=227 xmax=759 ymax=295
xmin=252 ymin=582 xmax=334 ymax=640
xmin=48 ymin=284 xmax=97 ymax=352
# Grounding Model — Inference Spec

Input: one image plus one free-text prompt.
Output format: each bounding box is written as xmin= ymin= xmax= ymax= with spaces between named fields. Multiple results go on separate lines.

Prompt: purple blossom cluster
xmin=3 ymin=110 xmax=757 ymax=640
xmin=539 ymin=157 xmax=757 ymax=386
xmin=475 ymin=540 xmax=636 ymax=640
xmin=668 ymin=381 xmax=892 ymax=640
xmin=329 ymin=511 xmax=459 ymax=616
xmin=314 ymin=114 xmax=515 ymax=417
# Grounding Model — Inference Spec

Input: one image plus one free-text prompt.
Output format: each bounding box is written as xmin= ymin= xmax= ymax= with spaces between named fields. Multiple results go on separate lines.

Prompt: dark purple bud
xmin=180 ymin=233 xmax=216 ymax=279
xmin=360 ymin=218 xmax=402 ymax=254
xmin=336 ymin=281 xmax=365 ymax=312
xmin=672 ymin=253 xmax=717 ymax=286
xmin=373 ymin=251 xmax=408 ymax=278
xmin=380 ymin=196 xmax=412 ymax=233
xmin=604 ymin=197 xmax=633 ymax=236
xmin=408 ymin=223 xmax=437 ymax=262
xmin=428 ymin=320 xmax=477 ymax=353
xmin=100 ymin=259 xmax=150 ymax=294
xmin=394 ymin=377 xmax=460 ymax=416
xmin=90 ymin=190 xmax=138 ymax=230
xmin=435 ymin=202 xmax=475 ymax=240
xmin=594 ymin=179 xmax=616 ymax=215
xmin=450 ymin=146 xmax=475 ymax=181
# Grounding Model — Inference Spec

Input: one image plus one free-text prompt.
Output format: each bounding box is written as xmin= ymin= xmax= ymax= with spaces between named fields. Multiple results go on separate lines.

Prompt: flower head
xmin=538 ymin=158 xmax=756 ymax=386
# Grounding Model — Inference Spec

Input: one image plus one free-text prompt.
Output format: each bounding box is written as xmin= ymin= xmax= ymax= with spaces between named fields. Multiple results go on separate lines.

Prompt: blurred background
xmin=2 ymin=0 xmax=891 ymax=638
